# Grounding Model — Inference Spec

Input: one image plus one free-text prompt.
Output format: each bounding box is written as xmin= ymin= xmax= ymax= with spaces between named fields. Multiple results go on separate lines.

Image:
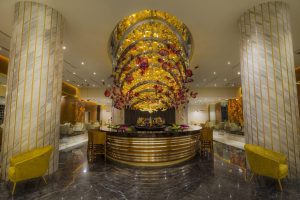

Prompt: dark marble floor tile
xmin=0 ymin=142 xmax=299 ymax=200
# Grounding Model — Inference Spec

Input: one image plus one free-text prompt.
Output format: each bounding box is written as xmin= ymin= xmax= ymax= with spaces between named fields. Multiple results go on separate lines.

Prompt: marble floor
xmin=59 ymin=133 xmax=88 ymax=152
xmin=0 ymin=142 xmax=299 ymax=200
xmin=213 ymin=130 xmax=245 ymax=149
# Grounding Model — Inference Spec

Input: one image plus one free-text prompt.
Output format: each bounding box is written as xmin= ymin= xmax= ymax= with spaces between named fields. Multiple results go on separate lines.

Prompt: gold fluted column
xmin=240 ymin=1 xmax=300 ymax=178
xmin=1 ymin=1 xmax=63 ymax=179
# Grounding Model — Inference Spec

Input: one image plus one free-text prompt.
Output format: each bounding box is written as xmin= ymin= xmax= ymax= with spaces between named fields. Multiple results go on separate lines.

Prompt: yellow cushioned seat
xmin=244 ymin=144 xmax=288 ymax=191
xmin=8 ymin=145 xmax=53 ymax=195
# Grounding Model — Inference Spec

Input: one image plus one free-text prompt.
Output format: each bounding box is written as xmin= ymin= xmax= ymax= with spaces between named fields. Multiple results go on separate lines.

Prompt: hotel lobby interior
xmin=0 ymin=0 xmax=300 ymax=199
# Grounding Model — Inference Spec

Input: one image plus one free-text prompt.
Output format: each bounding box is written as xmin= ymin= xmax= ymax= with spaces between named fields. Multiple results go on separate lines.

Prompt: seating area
xmin=60 ymin=122 xmax=86 ymax=136
xmin=0 ymin=0 xmax=300 ymax=199
xmin=244 ymin=144 xmax=288 ymax=191
xmin=8 ymin=146 xmax=53 ymax=194
xmin=87 ymin=130 xmax=106 ymax=162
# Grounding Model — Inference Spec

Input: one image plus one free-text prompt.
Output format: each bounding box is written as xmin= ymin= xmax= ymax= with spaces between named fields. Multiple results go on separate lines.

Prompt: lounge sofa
xmin=60 ymin=123 xmax=74 ymax=135
xmin=73 ymin=122 xmax=86 ymax=134
xmin=244 ymin=144 xmax=288 ymax=191
xmin=8 ymin=146 xmax=53 ymax=194
xmin=86 ymin=121 xmax=101 ymax=130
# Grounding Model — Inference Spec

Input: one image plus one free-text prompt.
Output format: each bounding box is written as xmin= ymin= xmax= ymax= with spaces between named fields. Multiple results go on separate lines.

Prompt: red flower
xmin=158 ymin=58 xmax=164 ymax=63
xmin=126 ymin=75 xmax=134 ymax=84
xmin=186 ymin=69 xmax=193 ymax=77
xmin=158 ymin=49 xmax=169 ymax=56
xmin=104 ymin=89 xmax=111 ymax=97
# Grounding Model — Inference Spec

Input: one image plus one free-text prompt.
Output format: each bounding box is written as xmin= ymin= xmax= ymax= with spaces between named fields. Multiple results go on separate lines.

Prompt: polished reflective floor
xmin=0 ymin=142 xmax=299 ymax=200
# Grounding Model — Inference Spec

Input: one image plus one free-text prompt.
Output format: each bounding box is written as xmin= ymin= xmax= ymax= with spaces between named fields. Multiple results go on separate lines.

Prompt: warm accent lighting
xmin=104 ymin=10 xmax=196 ymax=112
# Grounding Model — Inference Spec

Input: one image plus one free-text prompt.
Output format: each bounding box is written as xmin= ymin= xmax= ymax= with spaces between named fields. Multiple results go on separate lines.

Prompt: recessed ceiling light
xmin=93 ymin=72 xmax=96 ymax=75
xmin=77 ymin=84 xmax=80 ymax=87
xmin=214 ymin=83 xmax=217 ymax=87
xmin=84 ymin=79 xmax=87 ymax=82
xmin=232 ymin=83 xmax=235 ymax=87
xmin=227 ymin=61 xmax=231 ymax=65
xmin=81 ymin=62 xmax=85 ymax=65
xmin=73 ymin=72 xmax=76 ymax=75
xmin=224 ymin=78 xmax=227 ymax=82
xmin=62 ymin=46 xmax=66 ymax=50
xmin=66 ymin=79 xmax=70 ymax=82
xmin=213 ymin=72 xmax=216 ymax=75
xmin=237 ymin=71 xmax=241 ymax=75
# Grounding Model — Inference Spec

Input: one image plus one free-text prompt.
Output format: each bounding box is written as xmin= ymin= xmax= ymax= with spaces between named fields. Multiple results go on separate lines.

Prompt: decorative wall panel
xmin=240 ymin=1 xmax=300 ymax=178
xmin=228 ymin=98 xmax=243 ymax=125
xmin=1 ymin=1 xmax=63 ymax=179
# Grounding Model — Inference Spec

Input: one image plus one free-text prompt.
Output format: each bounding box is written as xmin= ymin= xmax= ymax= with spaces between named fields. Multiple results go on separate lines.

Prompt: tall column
xmin=176 ymin=105 xmax=188 ymax=124
xmin=240 ymin=1 xmax=300 ymax=178
xmin=1 ymin=1 xmax=63 ymax=179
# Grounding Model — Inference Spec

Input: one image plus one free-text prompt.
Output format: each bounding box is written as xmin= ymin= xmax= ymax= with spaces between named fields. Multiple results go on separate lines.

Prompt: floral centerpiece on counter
xmin=108 ymin=124 xmax=133 ymax=132
xmin=170 ymin=124 xmax=190 ymax=130
xmin=137 ymin=117 xmax=146 ymax=126
xmin=153 ymin=117 xmax=164 ymax=126
xmin=107 ymin=124 xmax=120 ymax=129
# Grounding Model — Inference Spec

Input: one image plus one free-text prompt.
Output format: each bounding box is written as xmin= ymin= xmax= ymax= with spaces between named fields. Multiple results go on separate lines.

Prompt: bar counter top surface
xmin=99 ymin=126 xmax=201 ymax=137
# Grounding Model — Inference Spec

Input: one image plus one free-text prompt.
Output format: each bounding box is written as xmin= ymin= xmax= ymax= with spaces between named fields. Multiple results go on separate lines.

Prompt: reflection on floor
xmin=59 ymin=133 xmax=88 ymax=152
xmin=0 ymin=142 xmax=299 ymax=199
xmin=213 ymin=130 xmax=245 ymax=149
xmin=59 ymin=130 xmax=246 ymax=154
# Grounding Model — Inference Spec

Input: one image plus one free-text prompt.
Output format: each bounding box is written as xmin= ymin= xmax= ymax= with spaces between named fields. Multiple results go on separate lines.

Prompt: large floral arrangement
xmin=104 ymin=10 xmax=197 ymax=113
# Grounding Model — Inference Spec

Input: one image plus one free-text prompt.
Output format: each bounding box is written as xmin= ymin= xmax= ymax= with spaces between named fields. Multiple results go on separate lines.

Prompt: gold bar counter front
xmin=100 ymin=127 xmax=200 ymax=167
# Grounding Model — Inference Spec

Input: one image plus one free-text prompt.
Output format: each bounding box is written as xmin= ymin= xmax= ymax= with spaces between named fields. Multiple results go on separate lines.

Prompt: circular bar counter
xmin=100 ymin=127 xmax=200 ymax=167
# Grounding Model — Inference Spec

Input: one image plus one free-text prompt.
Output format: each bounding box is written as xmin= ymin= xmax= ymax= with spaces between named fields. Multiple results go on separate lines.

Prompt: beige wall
xmin=0 ymin=85 xmax=6 ymax=97
xmin=194 ymin=87 xmax=241 ymax=98
xmin=188 ymin=104 xmax=208 ymax=124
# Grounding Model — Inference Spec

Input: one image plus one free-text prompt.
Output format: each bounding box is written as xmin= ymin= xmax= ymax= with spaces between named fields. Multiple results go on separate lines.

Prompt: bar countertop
xmin=99 ymin=126 xmax=201 ymax=138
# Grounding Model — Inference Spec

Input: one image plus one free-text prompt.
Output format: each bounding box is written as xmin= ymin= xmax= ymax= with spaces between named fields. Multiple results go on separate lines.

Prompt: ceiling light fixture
xmin=224 ymin=78 xmax=227 ymax=82
xmin=93 ymin=72 xmax=96 ymax=75
xmin=104 ymin=9 xmax=195 ymax=112
xmin=214 ymin=83 xmax=217 ymax=87
xmin=81 ymin=62 xmax=85 ymax=65
xmin=84 ymin=79 xmax=87 ymax=82
xmin=73 ymin=72 xmax=76 ymax=75
xmin=227 ymin=61 xmax=231 ymax=65
xmin=66 ymin=79 xmax=70 ymax=82
xmin=237 ymin=71 xmax=241 ymax=75
xmin=213 ymin=72 xmax=216 ymax=75
xmin=62 ymin=46 xmax=66 ymax=50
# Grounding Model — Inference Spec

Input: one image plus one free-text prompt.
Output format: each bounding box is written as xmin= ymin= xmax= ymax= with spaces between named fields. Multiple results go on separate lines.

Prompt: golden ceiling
xmin=105 ymin=10 xmax=195 ymax=112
